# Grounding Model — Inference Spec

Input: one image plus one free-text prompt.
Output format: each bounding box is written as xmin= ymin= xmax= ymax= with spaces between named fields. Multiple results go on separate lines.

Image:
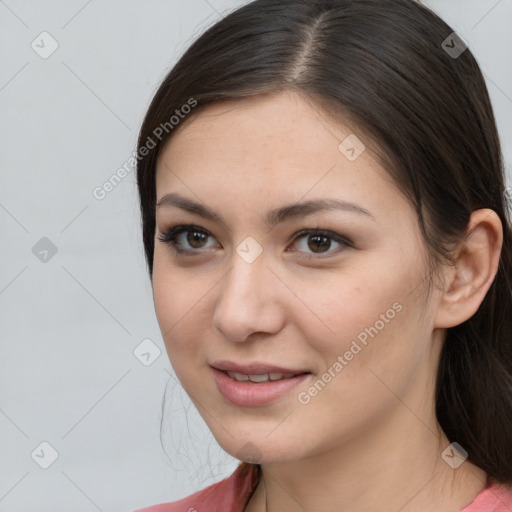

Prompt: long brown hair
xmin=136 ymin=0 xmax=512 ymax=483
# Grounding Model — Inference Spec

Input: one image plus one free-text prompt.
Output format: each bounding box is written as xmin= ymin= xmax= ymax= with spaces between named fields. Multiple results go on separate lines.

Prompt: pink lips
xmin=211 ymin=361 xmax=311 ymax=407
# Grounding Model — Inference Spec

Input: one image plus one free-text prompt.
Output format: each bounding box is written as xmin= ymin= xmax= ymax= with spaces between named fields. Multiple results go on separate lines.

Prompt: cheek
xmin=152 ymin=269 xmax=179 ymax=335
xmin=297 ymin=267 xmax=407 ymax=353
xmin=152 ymin=280 xmax=205 ymax=397
xmin=296 ymin=255 xmax=429 ymax=392
xmin=301 ymin=271 xmax=429 ymax=408
xmin=151 ymin=261 xmax=205 ymax=361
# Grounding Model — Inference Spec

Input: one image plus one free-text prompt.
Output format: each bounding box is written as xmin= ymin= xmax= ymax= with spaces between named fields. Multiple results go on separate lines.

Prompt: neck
xmin=246 ymin=384 xmax=487 ymax=512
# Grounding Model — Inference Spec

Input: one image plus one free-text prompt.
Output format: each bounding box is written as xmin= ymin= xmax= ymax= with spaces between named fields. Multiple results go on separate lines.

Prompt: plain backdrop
xmin=0 ymin=1 xmax=511 ymax=511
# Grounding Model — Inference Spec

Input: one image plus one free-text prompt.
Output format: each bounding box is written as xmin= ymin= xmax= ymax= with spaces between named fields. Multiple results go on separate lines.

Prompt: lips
xmin=211 ymin=360 xmax=312 ymax=406
xmin=212 ymin=367 xmax=311 ymax=407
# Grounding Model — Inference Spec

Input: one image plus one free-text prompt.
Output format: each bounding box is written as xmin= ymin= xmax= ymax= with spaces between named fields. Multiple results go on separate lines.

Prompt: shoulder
xmin=133 ymin=463 xmax=260 ymax=512
xmin=460 ymin=479 xmax=512 ymax=511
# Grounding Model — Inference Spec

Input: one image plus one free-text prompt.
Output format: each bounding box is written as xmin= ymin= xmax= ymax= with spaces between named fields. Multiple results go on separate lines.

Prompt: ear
xmin=435 ymin=208 xmax=503 ymax=328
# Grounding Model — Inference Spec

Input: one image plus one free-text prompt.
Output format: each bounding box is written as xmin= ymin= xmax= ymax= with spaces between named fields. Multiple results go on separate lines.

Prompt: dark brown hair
xmin=136 ymin=0 xmax=512 ymax=483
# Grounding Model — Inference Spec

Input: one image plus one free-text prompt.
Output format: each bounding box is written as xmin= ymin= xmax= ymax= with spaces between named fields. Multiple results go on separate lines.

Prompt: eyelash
xmin=156 ymin=224 xmax=353 ymax=258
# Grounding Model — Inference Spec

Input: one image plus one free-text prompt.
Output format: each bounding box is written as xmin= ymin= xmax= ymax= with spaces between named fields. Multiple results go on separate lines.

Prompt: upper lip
xmin=211 ymin=360 xmax=310 ymax=375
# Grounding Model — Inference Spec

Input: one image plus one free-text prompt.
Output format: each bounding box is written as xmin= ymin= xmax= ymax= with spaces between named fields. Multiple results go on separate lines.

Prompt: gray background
xmin=1 ymin=1 xmax=511 ymax=511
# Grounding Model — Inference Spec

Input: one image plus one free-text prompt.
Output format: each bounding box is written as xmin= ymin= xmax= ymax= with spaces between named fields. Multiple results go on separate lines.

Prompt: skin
xmin=152 ymin=91 xmax=503 ymax=512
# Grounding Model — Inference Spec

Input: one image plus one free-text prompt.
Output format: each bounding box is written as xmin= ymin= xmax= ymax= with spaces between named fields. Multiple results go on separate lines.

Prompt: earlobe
xmin=435 ymin=208 xmax=503 ymax=329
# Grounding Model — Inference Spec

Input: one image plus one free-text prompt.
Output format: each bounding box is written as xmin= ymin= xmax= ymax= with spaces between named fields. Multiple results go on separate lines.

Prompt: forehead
xmin=161 ymin=93 xmax=364 ymax=174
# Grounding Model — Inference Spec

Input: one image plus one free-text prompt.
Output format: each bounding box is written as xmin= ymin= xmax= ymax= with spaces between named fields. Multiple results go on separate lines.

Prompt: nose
xmin=212 ymin=252 xmax=285 ymax=343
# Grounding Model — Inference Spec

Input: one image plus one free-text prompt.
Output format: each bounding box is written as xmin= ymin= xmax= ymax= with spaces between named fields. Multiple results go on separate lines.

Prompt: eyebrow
xmin=155 ymin=192 xmax=375 ymax=227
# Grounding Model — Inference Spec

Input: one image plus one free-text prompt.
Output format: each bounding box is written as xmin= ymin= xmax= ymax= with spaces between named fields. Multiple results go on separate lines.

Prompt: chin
xmin=210 ymin=427 xmax=309 ymax=465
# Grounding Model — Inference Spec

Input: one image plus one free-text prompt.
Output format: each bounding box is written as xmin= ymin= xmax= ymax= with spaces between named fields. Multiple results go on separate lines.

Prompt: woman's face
xmin=152 ymin=91 xmax=443 ymax=464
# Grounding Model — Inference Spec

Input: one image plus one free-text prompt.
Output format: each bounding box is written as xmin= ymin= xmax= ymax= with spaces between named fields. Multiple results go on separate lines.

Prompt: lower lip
xmin=212 ymin=367 xmax=311 ymax=407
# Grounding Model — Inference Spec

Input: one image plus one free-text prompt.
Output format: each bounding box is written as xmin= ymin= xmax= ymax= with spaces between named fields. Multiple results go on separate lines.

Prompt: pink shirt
xmin=134 ymin=463 xmax=512 ymax=512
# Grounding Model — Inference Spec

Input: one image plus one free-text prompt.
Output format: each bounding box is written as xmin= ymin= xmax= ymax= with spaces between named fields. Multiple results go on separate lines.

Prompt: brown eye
xmin=289 ymin=229 xmax=353 ymax=257
xmin=306 ymin=234 xmax=332 ymax=253
xmin=186 ymin=230 xmax=209 ymax=249
xmin=157 ymin=225 xmax=218 ymax=254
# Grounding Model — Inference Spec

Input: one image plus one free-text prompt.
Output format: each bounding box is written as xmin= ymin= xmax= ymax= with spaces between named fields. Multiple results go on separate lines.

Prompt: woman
xmin=134 ymin=0 xmax=512 ymax=510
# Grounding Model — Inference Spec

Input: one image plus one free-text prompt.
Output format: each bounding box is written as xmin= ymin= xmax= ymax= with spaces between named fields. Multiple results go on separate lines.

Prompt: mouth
xmin=211 ymin=361 xmax=312 ymax=406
